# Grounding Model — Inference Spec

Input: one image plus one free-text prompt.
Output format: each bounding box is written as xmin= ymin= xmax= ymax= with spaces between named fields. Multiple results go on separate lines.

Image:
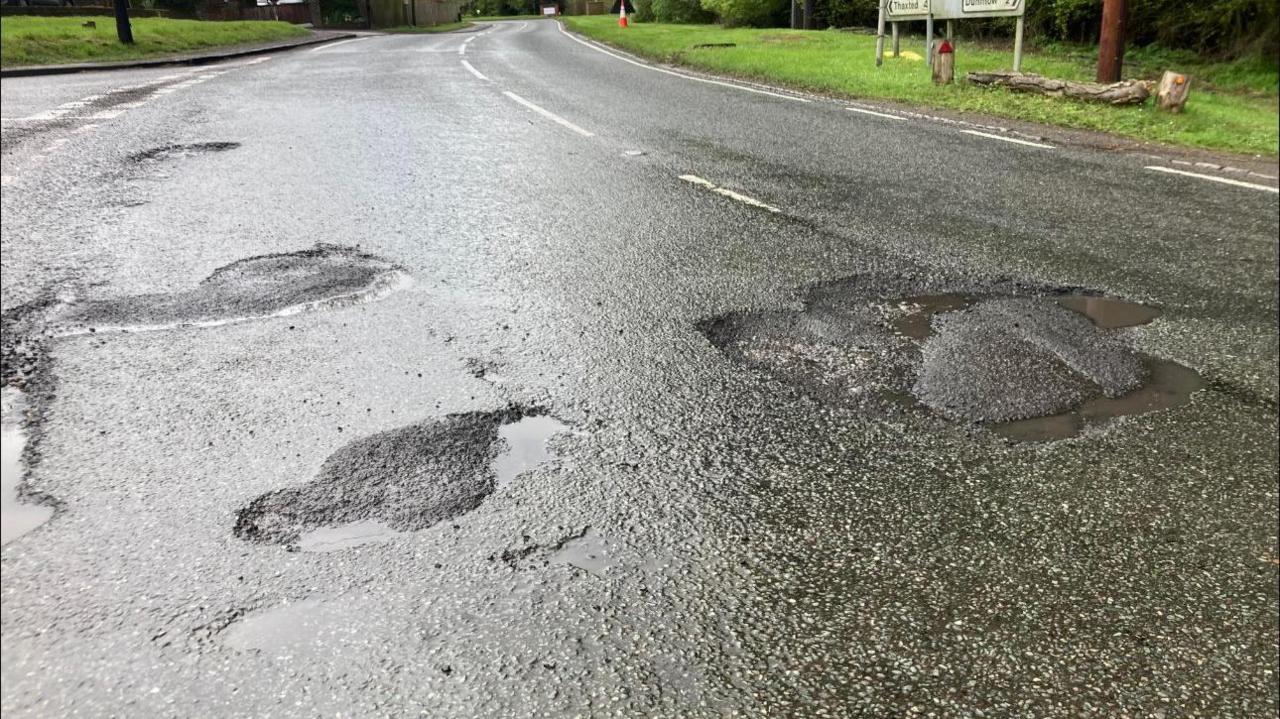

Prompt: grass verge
xmin=0 ymin=16 xmax=310 ymax=67
xmin=563 ymin=17 xmax=1278 ymax=156
xmin=382 ymin=22 xmax=475 ymax=33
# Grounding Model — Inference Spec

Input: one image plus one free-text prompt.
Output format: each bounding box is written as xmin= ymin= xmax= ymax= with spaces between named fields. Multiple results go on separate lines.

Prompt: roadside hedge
xmin=695 ymin=0 xmax=1277 ymax=57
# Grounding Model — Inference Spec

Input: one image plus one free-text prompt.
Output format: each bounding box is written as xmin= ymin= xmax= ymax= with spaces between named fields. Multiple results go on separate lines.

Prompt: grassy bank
xmin=563 ymin=17 xmax=1279 ymax=156
xmin=0 ymin=16 xmax=310 ymax=67
xmin=382 ymin=22 xmax=475 ymax=33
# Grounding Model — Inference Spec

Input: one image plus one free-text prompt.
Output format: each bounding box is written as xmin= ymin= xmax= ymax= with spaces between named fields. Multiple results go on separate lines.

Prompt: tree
xmin=113 ymin=0 xmax=134 ymax=44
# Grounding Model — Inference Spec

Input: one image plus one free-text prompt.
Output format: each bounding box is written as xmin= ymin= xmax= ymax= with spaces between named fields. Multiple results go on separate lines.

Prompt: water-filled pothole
xmin=1 ymin=388 xmax=54 ymax=546
xmin=127 ymin=142 xmax=241 ymax=164
xmin=55 ymin=244 xmax=406 ymax=334
xmin=237 ymin=406 xmax=567 ymax=551
xmin=700 ymin=278 xmax=1202 ymax=442
xmin=221 ymin=597 xmax=365 ymax=658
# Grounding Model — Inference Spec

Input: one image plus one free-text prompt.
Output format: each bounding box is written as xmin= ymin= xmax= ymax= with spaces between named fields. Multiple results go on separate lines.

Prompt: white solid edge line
xmin=1145 ymin=165 xmax=1280 ymax=194
xmin=310 ymin=37 xmax=365 ymax=53
xmin=679 ymin=174 xmax=781 ymax=213
xmin=461 ymin=60 xmax=488 ymax=81
xmin=846 ymin=106 xmax=907 ymax=121
xmin=961 ymin=129 xmax=1054 ymax=148
xmin=556 ymin=23 xmax=810 ymax=103
xmin=502 ymin=91 xmax=594 ymax=137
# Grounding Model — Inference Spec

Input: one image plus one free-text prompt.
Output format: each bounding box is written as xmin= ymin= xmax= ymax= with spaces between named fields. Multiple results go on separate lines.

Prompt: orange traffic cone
xmin=619 ymin=2 xmax=628 ymax=26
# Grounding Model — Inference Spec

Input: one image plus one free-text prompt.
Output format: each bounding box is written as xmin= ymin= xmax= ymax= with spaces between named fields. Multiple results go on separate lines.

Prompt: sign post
xmin=876 ymin=0 xmax=1025 ymax=70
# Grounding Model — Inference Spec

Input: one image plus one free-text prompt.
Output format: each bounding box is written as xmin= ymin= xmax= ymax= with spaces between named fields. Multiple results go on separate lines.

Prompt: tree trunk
xmin=113 ymin=0 xmax=133 ymax=45
xmin=1155 ymin=71 xmax=1191 ymax=113
xmin=966 ymin=71 xmax=1151 ymax=105
xmin=802 ymin=0 xmax=814 ymax=30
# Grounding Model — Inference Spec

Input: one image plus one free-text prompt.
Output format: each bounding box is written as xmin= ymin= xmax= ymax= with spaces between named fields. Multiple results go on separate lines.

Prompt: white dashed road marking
xmin=846 ymin=106 xmax=907 ymax=121
xmin=461 ymin=60 xmax=489 ymax=81
xmin=961 ymin=129 xmax=1054 ymax=149
xmin=679 ymin=174 xmax=782 ymax=213
xmin=502 ymin=91 xmax=594 ymax=137
xmin=1145 ymin=165 xmax=1279 ymax=194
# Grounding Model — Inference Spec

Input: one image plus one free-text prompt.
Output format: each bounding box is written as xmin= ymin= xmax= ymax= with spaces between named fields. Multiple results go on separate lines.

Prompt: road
xmin=2 ymin=19 xmax=1277 ymax=717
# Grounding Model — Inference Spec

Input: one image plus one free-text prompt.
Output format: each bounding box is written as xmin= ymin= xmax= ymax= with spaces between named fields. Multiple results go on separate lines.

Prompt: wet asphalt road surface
xmin=2 ymin=19 xmax=1278 ymax=718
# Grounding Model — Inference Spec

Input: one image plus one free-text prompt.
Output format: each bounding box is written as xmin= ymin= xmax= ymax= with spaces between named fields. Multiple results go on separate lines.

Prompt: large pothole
xmin=55 ymin=244 xmax=406 ymax=334
xmin=700 ymin=277 xmax=1203 ymax=441
xmin=234 ymin=406 xmax=568 ymax=551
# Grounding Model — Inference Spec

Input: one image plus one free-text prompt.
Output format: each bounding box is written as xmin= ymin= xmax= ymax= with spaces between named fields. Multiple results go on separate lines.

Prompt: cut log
xmin=966 ymin=71 xmax=1152 ymax=106
xmin=1156 ymin=71 xmax=1191 ymax=113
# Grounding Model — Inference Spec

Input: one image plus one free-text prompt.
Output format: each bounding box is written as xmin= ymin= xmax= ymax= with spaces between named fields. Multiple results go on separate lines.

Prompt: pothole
xmin=235 ymin=405 xmax=566 ymax=551
xmin=54 ymin=244 xmax=407 ymax=334
xmin=2 ymin=387 xmax=55 ymax=546
xmin=127 ymin=142 xmax=241 ymax=164
xmin=700 ymin=277 xmax=1202 ymax=442
xmin=221 ymin=597 xmax=366 ymax=658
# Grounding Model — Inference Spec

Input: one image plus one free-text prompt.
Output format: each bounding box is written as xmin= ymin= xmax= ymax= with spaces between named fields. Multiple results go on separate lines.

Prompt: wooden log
xmin=1156 ymin=71 xmax=1191 ymax=113
xmin=966 ymin=71 xmax=1152 ymax=106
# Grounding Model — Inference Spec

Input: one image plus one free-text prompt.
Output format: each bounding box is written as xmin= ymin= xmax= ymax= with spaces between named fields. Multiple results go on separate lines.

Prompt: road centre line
xmin=557 ymin=23 xmax=810 ymax=104
xmin=461 ymin=60 xmax=488 ymax=80
xmin=310 ymin=37 xmax=365 ymax=53
xmin=679 ymin=174 xmax=782 ymax=213
xmin=1145 ymin=165 xmax=1279 ymax=194
xmin=502 ymin=91 xmax=594 ymax=137
xmin=961 ymin=129 xmax=1055 ymax=148
xmin=846 ymin=106 xmax=907 ymax=121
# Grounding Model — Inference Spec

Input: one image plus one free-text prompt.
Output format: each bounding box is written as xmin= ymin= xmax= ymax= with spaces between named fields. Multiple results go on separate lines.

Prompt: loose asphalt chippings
xmin=126 ymin=142 xmax=241 ymax=164
xmin=56 ymin=243 xmax=405 ymax=332
xmin=234 ymin=405 xmax=559 ymax=549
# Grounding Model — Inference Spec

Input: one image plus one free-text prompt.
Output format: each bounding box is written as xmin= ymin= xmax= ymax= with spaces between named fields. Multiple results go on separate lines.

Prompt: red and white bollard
xmin=618 ymin=1 xmax=628 ymax=27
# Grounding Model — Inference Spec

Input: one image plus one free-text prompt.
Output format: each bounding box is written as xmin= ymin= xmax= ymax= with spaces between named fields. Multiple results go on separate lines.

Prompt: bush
xmin=652 ymin=0 xmax=714 ymax=22
xmin=815 ymin=0 xmax=1279 ymax=59
xmin=700 ymin=0 xmax=786 ymax=26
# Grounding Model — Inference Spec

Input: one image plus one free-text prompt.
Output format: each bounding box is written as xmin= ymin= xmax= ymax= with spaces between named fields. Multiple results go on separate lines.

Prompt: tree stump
xmin=1156 ymin=71 xmax=1191 ymax=113
xmin=966 ymin=72 xmax=1152 ymax=106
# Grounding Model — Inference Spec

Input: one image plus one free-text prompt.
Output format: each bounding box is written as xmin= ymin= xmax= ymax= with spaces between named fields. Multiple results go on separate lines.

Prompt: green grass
xmin=382 ymin=21 xmax=475 ymax=33
xmin=563 ymin=17 xmax=1279 ymax=156
xmin=0 ymin=16 xmax=310 ymax=67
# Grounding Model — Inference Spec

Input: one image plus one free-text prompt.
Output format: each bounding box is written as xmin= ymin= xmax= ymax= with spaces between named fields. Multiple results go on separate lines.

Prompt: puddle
xmin=235 ymin=406 xmax=566 ymax=550
xmin=128 ymin=142 xmax=240 ymax=164
xmin=550 ymin=528 xmax=617 ymax=576
xmin=993 ymin=356 xmax=1205 ymax=442
xmin=297 ymin=519 xmax=404 ymax=553
xmin=493 ymin=415 xmax=568 ymax=490
xmin=1 ymin=388 xmax=54 ymax=546
xmin=1056 ymin=295 xmax=1162 ymax=329
xmin=888 ymin=294 xmax=979 ymax=340
xmin=222 ymin=598 xmax=363 ymax=659
xmin=55 ymin=244 xmax=407 ymax=335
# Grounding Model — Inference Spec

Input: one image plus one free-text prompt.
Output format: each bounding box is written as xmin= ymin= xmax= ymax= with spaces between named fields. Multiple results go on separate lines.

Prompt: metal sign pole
xmin=1013 ymin=14 xmax=1024 ymax=71
xmin=875 ymin=0 xmax=887 ymax=67
xmin=891 ymin=22 xmax=900 ymax=57
xmin=925 ymin=13 xmax=934 ymax=67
